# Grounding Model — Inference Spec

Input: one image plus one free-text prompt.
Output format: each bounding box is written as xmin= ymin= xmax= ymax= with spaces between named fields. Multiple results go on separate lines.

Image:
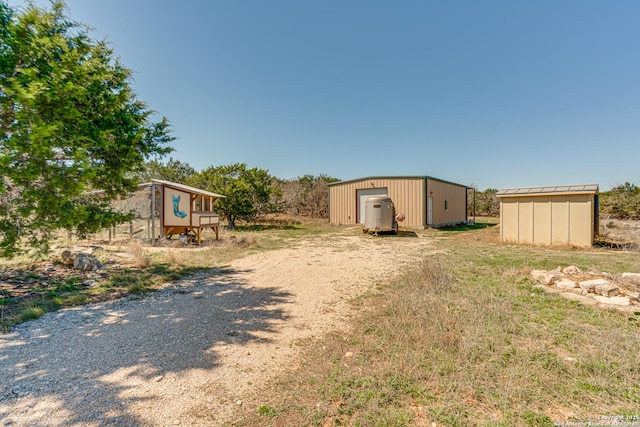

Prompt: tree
xmin=189 ymin=163 xmax=275 ymax=229
xmin=0 ymin=1 xmax=173 ymax=257
xmin=135 ymin=157 xmax=196 ymax=184
xmin=600 ymin=182 xmax=640 ymax=219
xmin=275 ymin=174 xmax=339 ymax=218
xmin=472 ymin=188 xmax=499 ymax=217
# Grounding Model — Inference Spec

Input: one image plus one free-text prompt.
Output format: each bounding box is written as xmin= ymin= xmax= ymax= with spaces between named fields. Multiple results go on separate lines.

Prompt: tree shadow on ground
xmin=0 ymin=267 xmax=292 ymax=425
xmin=438 ymin=222 xmax=498 ymax=232
xmin=233 ymin=224 xmax=300 ymax=232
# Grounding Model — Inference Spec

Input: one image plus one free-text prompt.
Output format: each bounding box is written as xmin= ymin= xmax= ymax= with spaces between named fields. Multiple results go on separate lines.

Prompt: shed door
xmin=357 ymin=188 xmax=388 ymax=224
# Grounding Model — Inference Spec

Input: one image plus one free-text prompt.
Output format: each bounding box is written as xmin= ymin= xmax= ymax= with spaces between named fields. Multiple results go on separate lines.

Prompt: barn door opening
xmin=427 ymin=196 xmax=433 ymax=226
xmin=357 ymin=188 xmax=388 ymax=224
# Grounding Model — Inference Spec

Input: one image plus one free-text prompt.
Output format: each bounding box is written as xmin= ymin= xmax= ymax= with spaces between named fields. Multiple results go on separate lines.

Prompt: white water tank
xmin=363 ymin=196 xmax=398 ymax=234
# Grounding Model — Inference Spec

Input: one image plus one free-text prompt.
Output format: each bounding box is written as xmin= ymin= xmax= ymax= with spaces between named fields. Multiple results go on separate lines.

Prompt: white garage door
xmin=357 ymin=188 xmax=388 ymax=224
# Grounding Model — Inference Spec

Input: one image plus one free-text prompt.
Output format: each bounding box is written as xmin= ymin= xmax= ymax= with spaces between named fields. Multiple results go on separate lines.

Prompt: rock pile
xmin=530 ymin=266 xmax=640 ymax=312
xmin=61 ymin=249 xmax=105 ymax=271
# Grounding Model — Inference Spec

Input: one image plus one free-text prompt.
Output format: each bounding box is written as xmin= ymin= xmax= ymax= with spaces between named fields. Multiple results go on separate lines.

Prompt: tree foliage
xmin=599 ymin=182 xmax=640 ymax=219
xmin=189 ymin=163 xmax=275 ymax=229
xmin=135 ymin=157 xmax=195 ymax=184
xmin=0 ymin=1 xmax=173 ymax=257
xmin=275 ymin=174 xmax=339 ymax=218
xmin=468 ymin=188 xmax=499 ymax=217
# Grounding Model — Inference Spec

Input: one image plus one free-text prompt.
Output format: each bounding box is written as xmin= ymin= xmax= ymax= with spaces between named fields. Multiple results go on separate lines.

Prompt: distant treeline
xmin=137 ymin=160 xmax=639 ymax=221
xmin=469 ymin=183 xmax=640 ymax=219
xmin=135 ymin=158 xmax=339 ymax=223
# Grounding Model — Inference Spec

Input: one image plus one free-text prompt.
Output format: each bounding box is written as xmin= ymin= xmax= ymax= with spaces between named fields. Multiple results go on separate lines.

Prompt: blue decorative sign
xmin=172 ymin=195 xmax=187 ymax=218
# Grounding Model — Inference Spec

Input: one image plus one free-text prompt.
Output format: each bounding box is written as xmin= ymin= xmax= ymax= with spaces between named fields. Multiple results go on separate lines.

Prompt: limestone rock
xmin=73 ymin=254 xmax=104 ymax=271
xmin=623 ymin=290 xmax=639 ymax=301
xmin=531 ymin=270 xmax=560 ymax=285
xmin=593 ymin=295 xmax=631 ymax=306
xmin=562 ymin=266 xmax=580 ymax=275
xmin=61 ymin=250 xmax=75 ymax=265
xmin=556 ymin=279 xmax=578 ymax=290
xmin=621 ymin=272 xmax=640 ymax=285
xmin=579 ymin=278 xmax=609 ymax=294
xmin=594 ymin=282 xmax=620 ymax=297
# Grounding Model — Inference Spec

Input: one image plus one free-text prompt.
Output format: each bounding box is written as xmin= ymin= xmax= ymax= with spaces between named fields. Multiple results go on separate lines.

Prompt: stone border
xmin=530 ymin=267 xmax=640 ymax=314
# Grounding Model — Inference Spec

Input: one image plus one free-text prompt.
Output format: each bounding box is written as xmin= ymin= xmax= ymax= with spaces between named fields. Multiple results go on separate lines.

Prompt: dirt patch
xmin=0 ymin=229 xmax=437 ymax=426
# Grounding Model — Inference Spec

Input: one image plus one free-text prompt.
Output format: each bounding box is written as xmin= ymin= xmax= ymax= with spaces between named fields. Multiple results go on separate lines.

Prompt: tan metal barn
xmin=496 ymin=184 xmax=599 ymax=247
xmin=328 ymin=176 xmax=468 ymax=229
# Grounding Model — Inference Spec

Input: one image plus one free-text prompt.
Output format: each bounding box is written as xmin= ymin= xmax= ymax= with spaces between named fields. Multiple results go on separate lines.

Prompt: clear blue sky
xmin=10 ymin=0 xmax=640 ymax=190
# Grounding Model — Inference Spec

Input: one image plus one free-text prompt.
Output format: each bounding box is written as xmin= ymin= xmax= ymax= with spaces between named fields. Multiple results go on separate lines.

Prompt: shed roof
xmin=151 ymin=179 xmax=226 ymax=199
xmin=328 ymin=175 xmax=469 ymax=189
xmin=496 ymin=184 xmax=598 ymax=198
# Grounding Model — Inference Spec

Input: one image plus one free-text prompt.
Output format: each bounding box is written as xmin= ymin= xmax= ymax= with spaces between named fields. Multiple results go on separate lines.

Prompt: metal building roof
xmin=151 ymin=179 xmax=226 ymax=199
xmin=327 ymin=175 xmax=469 ymax=189
xmin=496 ymin=184 xmax=598 ymax=197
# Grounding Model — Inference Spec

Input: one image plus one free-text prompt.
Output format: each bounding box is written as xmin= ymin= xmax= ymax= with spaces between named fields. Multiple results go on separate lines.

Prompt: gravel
xmin=0 ymin=232 xmax=434 ymax=426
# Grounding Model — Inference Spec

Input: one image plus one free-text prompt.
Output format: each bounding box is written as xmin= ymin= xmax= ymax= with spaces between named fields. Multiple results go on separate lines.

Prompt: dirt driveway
xmin=0 ymin=229 xmax=438 ymax=426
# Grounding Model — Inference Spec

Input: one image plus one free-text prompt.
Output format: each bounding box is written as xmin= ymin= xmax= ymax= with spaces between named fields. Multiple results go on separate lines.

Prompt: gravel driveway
xmin=0 ymin=231 xmax=436 ymax=426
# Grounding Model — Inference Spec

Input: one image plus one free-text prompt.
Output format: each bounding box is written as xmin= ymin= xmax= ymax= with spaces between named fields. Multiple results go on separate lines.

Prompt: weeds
xmin=238 ymin=229 xmax=640 ymax=426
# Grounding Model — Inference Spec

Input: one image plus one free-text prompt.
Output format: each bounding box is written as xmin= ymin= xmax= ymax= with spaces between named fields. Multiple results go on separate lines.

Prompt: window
xmin=444 ymin=199 xmax=449 ymax=211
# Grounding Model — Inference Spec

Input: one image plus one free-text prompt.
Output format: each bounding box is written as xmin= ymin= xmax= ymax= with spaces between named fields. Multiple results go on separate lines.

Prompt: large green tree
xmin=600 ymin=182 xmax=640 ymax=219
xmin=0 ymin=1 xmax=173 ymax=256
xmin=275 ymin=174 xmax=339 ymax=218
xmin=189 ymin=163 xmax=275 ymax=229
xmin=135 ymin=157 xmax=196 ymax=184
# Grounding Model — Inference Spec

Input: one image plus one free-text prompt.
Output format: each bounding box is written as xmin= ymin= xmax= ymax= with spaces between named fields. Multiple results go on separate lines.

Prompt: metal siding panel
xmin=533 ymin=197 xmax=552 ymax=245
xmin=426 ymin=179 xmax=468 ymax=226
xmin=551 ymin=196 xmax=570 ymax=244
xmin=569 ymin=195 xmax=592 ymax=247
xmin=501 ymin=199 xmax=519 ymax=243
xmin=518 ymin=197 xmax=534 ymax=244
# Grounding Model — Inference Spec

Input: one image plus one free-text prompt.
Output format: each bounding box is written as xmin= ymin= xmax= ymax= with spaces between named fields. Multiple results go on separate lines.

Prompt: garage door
xmin=357 ymin=188 xmax=388 ymax=224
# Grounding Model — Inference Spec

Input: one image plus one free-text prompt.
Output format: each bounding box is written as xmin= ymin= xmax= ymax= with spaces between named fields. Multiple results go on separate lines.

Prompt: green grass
xmin=235 ymin=228 xmax=640 ymax=426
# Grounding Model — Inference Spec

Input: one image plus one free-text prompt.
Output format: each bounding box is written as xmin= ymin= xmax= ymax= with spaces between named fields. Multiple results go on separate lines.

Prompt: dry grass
xmin=126 ymin=239 xmax=152 ymax=268
xmin=0 ymin=219 xmax=332 ymax=331
xmin=235 ymin=225 xmax=640 ymax=426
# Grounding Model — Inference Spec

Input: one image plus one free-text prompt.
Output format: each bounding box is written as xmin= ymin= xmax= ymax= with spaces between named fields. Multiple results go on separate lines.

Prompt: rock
xmin=61 ymin=250 xmax=75 ymax=265
xmin=562 ymin=266 xmax=580 ymax=275
xmin=560 ymin=292 xmax=597 ymax=306
xmin=73 ymin=254 xmax=104 ymax=271
xmin=579 ymin=278 xmax=610 ymax=294
xmin=593 ymin=295 xmax=631 ymax=306
xmin=531 ymin=270 xmax=560 ymax=285
xmin=621 ymin=272 xmax=640 ymax=285
xmin=556 ymin=279 xmax=578 ymax=290
xmin=594 ymin=282 xmax=620 ymax=297
xmin=623 ymin=290 xmax=640 ymax=301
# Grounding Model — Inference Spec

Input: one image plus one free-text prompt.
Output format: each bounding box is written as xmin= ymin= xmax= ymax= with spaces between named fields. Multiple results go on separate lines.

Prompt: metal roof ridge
xmin=496 ymin=183 xmax=599 ymax=196
xmin=328 ymin=175 xmax=469 ymax=188
xmin=151 ymin=179 xmax=226 ymax=198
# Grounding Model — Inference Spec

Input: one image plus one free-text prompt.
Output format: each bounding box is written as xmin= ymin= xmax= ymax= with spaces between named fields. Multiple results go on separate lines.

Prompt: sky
xmin=8 ymin=0 xmax=640 ymax=190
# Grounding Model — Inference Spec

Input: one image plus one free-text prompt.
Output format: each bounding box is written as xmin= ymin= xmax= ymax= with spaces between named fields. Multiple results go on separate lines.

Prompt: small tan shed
xmin=496 ymin=184 xmax=599 ymax=247
xmin=328 ymin=176 xmax=468 ymax=229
